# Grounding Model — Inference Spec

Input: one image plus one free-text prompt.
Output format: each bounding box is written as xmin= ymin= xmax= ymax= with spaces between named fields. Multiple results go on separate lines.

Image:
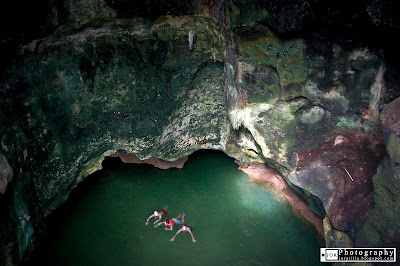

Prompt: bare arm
xmin=153 ymin=214 xmax=162 ymax=224
xmin=170 ymin=228 xmax=183 ymax=241
xmin=154 ymin=222 xmax=163 ymax=228
xmin=188 ymin=228 xmax=196 ymax=243
xmin=146 ymin=214 xmax=155 ymax=225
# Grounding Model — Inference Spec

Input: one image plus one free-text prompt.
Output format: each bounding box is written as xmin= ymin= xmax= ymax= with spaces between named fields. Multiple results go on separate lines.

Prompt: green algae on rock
xmin=1 ymin=16 xmax=227 ymax=264
xmin=221 ymin=18 xmax=390 ymax=253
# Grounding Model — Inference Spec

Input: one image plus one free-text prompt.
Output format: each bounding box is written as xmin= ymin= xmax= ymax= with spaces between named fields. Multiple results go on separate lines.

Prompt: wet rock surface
xmin=111 ymin=151 xmax=188 ymax=169
xmin=289 ymin=131 xmax=385 ymax=235
xmin=2 ymin=15 xmax=225 ymax=212
xmin=1 ymin=10 xmax=227 ymax=263
xmin=356 ymin=97 xmax=400 ymax=258
xmin=238 ymin=162 xmax=324 ymax=236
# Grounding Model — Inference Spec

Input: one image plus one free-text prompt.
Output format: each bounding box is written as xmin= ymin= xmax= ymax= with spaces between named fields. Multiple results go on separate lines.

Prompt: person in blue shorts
xmin=155 ymin=213 xmax=184 ymax=230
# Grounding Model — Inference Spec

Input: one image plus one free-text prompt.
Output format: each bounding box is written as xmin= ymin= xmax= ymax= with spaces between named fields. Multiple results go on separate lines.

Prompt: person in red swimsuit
xmin=146 ymin=207 xmax=168 ymax=225
xmin=155 ymin=213 xmax=184 ymax=230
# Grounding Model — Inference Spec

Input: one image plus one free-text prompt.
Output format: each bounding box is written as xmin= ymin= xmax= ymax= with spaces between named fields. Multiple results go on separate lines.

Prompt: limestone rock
xmin=356 ymin=97 xmax=400 ymax=259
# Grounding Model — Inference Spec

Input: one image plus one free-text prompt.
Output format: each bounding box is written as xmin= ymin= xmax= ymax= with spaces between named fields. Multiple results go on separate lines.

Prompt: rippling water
xmin=28 ymin=151 xmax=324 ymax=266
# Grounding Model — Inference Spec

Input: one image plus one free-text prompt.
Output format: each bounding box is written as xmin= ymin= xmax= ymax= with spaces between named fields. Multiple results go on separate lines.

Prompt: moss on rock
xmin=1 ymin=15 xmax=225 ymax=218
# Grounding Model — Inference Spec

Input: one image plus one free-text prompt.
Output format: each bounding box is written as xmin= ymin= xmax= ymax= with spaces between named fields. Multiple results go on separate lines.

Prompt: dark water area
xmin=27 ymin=150 xmax=325 ymax=266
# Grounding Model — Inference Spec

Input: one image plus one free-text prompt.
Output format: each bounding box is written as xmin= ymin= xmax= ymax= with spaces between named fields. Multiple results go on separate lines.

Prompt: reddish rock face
xmin=381 ymin=97 xmax=400 ymax=135
xmin=0 ymin=153 xmax=13 ymax=194
xmin=238 ymin=162 xmax=324 ymax=236
xmin=290 ymin=130 xmax=385 ymax=234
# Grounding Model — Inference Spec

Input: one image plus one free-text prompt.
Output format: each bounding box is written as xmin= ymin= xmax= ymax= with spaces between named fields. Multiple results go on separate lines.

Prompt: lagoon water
xmin=28 ymin=151 xmax=324 ymax=265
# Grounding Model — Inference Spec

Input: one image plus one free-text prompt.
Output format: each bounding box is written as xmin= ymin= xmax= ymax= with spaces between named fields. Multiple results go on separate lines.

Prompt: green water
xmin=29 ymin=151 xmax=324 ymax=266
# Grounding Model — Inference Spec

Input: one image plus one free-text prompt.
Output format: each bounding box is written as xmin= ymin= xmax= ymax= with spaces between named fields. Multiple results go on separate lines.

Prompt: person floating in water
xmin=155 ymin=213 xmax=184 ymax=230
xmin=146 ymin=207 xmax=168 ymax=225
xmin=170 ymin=223 xmax=196 ymax=243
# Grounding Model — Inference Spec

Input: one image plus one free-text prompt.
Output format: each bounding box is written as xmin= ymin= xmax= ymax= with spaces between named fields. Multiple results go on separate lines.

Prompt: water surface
xmin=29 ymin=151 xmax=324 ymax=265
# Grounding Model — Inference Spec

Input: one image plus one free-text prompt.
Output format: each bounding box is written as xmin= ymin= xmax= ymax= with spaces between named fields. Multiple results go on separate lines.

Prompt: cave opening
xmin=25 ymin=150 xmax=324 ymax=265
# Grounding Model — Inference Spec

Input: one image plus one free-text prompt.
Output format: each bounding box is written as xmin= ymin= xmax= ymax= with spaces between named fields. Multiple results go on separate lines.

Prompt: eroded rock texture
xmin=356 ymin=98 xmax=400 ymax=257
xmin=1 ymin=4 xmax=227 ymax=262
xmin=1 ymin=0 xmax=400 ymax=264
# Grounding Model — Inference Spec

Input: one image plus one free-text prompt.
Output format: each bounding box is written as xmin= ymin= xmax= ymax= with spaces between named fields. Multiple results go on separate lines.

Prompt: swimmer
xmin=146 ymin=207 xmax=168 ymax=225
xmin=170 ymin=224 xmax=196 ymax=243
xmin=155 ymin=213 xmax=184 ymax=230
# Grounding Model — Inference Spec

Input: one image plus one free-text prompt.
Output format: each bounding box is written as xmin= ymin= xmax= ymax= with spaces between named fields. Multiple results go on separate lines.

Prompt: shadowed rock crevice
xmin=111 ymin=152 xmax=188 ymax=169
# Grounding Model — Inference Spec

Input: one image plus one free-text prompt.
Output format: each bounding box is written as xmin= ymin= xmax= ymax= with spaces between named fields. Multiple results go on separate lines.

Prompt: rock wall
xmin=1 ymin=0 xmax=400 ymax=264
xmin=356 ymin=98 xmax=400 ymax=252
xmin=0 ymin=6 xmax=228 ymax=262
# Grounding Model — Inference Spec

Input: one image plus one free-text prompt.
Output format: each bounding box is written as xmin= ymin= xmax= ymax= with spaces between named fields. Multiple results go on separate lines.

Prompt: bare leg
xmin=174 ymin=213 xmax=185 ymax=223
